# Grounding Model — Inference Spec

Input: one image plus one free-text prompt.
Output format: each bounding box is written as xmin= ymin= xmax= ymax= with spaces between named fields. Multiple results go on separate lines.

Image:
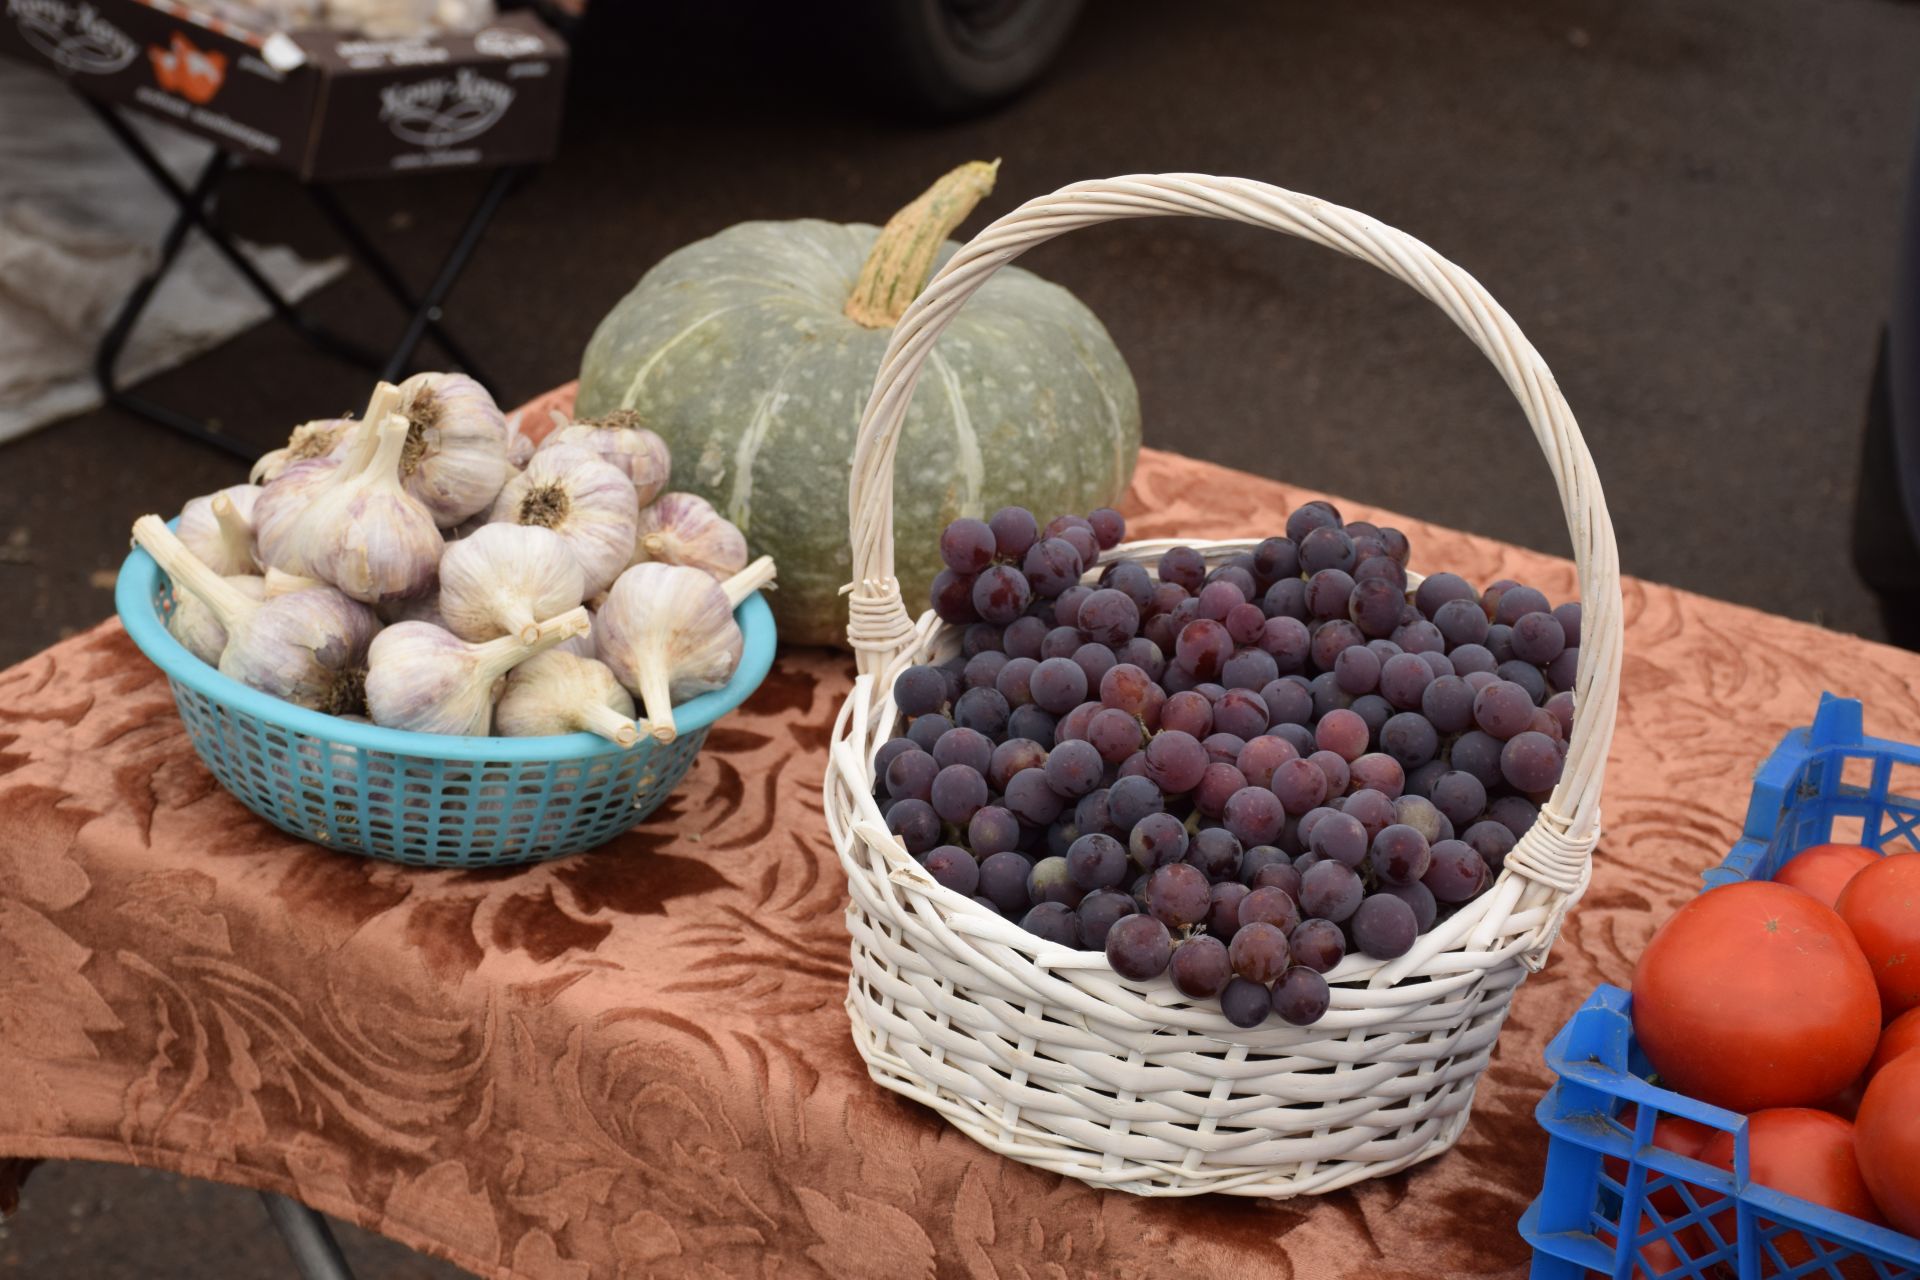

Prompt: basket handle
xmin=844 ymin=173 xmax=1621 ymax=912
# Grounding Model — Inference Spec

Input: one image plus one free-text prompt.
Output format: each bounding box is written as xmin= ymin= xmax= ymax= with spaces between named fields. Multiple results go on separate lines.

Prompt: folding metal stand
xmin=82 ymin=96 xmax=519 ymax=462
xmin=260 ymin=1191 xmax=358 ymax=1280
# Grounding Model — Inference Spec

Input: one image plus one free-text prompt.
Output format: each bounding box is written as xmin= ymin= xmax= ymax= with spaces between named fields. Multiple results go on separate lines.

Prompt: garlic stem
xmin=495 ymin=597 xmax=540 ymax=645
xmin=210 ymin=493 xmax=254 ymax=567
xmin=133 ymin=515 xmax=258 ymax=629
xmin=472 ymin=607 xmax=590 ymax=685
xmin=632 ymin=653 xmax=677 ymax=743
xmin=721 ymin=556 xmax=778 ymax=610
xmin=578 ymin=700 xmax=640 ymax=747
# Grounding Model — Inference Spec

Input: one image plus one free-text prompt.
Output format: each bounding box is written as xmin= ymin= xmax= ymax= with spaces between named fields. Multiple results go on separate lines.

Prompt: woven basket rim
xmin=116 ymin=519 xmax=778 ymax=762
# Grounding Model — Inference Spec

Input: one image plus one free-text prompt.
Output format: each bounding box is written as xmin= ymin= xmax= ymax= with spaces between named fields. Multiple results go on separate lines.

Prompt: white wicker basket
xmin=824 ymin=174 xmax=1623 ymax=1198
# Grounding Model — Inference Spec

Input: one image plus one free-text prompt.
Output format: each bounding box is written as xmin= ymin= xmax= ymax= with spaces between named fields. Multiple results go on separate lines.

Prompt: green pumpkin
xmin=576 ymin=163 xmax=1141 ymax=647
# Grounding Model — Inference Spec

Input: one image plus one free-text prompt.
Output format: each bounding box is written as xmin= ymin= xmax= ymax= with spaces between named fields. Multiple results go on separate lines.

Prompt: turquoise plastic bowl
xmin=114 ymin=527 xmax=778 ymax=868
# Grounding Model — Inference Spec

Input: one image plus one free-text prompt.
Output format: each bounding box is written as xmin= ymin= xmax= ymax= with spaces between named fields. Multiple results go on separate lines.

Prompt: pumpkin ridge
xmin=729 ymin=345 xmax=817 ymax=532
xmin=925 ymin=350 xmax=983 ymax=512
xmin=619 ymin=301 xmax=765 ymax=409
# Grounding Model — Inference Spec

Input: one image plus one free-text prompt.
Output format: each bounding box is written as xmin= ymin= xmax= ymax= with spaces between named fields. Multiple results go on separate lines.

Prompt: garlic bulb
xmin=287 ymin=413 xmax=444 ymax=604
xmin=365 ymin=606 xmax=589 ymax=736
xmin=251 ymin=417 xmax=353 ymax=485
xmin=395 ymin=372 xmax=511 ymax=526
xmin=631 ymin=492 xmax=748 ymax=581
xmin=495 ymin=651 xmax=639 ymax=746
xmin=167 ymin=573 xmax=265 ymax=664
xmin=542 ymin=408 xmax=671 ymax=506
xmin=504 ymin=410 xmax=536 ymax=470
xmin=133 ymin=516 xmax=377 ymax=714
xmin=176 ymin=484 xmax=262 ymax=575
xmin=377 ymin=592 xmax=448 ymax=628
xmin=437 ymin=523 xmax=585 ymax=644
xmin=488 ymin=445 xmax=638 ymax=597
xmin=596 ymin=561 xmax=766 ymax=743
xmin=255 ymin=386 xmax=393 ymax=573
xmin=263 ymin=567 xmax=324 ymax=598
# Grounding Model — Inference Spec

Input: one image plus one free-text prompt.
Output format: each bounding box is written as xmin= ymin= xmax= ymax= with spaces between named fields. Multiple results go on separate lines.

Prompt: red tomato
xmin=1775 ymin=843 xmax=1881 ymax=909
xmin=1697 ymin=1108 xmax=1886 ymax=1277
xmin=1633 ymin=882 xmax=1882 ymax=1111
xmin=1856 ymin=1049 xmax=1920 ymax=1235
xmin=1834 ymin=852 xmax=1920 ymax=1017
xmin=1868 ymin=1006 xmax=1920 ymax=1078
xmin=1603 ymin=1109 xmax=1718 ymax=1221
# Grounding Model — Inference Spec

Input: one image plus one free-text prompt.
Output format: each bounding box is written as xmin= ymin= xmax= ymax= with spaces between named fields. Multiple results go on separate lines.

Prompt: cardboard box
xmin=0 ymin=0 xmax=566 ymax=179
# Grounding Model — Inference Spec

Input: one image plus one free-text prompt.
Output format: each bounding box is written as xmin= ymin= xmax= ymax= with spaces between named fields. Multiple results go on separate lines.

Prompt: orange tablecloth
xmin=6 ymin=397 xmax=1916 ymax=1279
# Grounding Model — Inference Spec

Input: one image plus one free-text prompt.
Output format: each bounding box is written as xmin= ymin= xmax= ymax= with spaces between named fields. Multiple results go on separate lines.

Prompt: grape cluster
xmin=878 ymin=499 xmax=1578 ymax=1028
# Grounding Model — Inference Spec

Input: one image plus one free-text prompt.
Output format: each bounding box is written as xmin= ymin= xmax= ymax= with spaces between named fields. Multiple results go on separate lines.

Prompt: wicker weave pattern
xmin=826 ymin=175 xmax=1622 ymax=1196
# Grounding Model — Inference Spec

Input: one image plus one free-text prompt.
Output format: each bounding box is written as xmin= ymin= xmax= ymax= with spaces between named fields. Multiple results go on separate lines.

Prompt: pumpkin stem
xmin=843 ymin=160 xmax=1000 ymax=329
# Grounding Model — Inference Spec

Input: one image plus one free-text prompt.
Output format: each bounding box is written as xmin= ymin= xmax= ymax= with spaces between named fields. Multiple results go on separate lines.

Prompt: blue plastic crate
xmin=1520 ymin=694 xmax=1920 ymax=1280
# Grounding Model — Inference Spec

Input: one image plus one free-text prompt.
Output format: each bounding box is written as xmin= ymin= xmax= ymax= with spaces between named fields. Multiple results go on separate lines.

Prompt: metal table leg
xmin=260 ymin=1191 xmax=358 ymax=1280
xmin=375 ymin=165 xmax=518 ymax=385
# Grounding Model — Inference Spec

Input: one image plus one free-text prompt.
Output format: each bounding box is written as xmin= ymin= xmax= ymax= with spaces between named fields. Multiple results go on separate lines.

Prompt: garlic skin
xmin=251 ymin=417 xmax=353 ymax=485
xmin=263 ymin=567 xmax=324 ymax=598
xmin=488 ymin=445 xmax=638 ymax=597
xmin=177 ymin=484 xmax=262 ymax=575
xmin=395 ymin=372 xmax=511 ymax=526
xmin=504 ymin=410 xmax=537 ymax=470
xmin=438 ymin=523 xmax=585 ymax=644
xmin=255 ymin=393 xmax=390 ymax=576
xmin=542 ymin=408 xmax=671 ymax=506
xmin=134 ymin=516 xmax=377 ymax=715
xmin=377 ymin=592 xmax=448 ymax=628
xmin=297 ymin=414 xmax=445 ymax=604
xmin=167 ymin=573 xmax=266 ymax=664
xmin=595 ymin=562 xmax=745 ymax=743
xmin=495 ymin=650 xmax=639 ymax=746
xmin=631 ymin=492 xmax=748 ymax=581
xmin=365 ymin=606 xmax=589 ymax=736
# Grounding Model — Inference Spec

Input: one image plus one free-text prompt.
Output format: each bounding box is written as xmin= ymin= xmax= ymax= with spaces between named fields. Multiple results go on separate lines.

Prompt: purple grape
xmin=1392 ymin=794 xmax=1447 ymax=845
xmin=1027 ymin=855 xmax=1084 ymax=907
xmin=1271 ymin=757 xmax=1329 ymax=816
xmin=1022 ymin=538 xmax=1083 ymax=598
xmin=1088 ymin=507 xmax=1126 ymax=550
xmin=1044 ymin=820 xmax=1078 ymax=860
xmin=1194 ymin=580 xmax=1245 ymax=623
xmin=1310 ymin=707 xmax=1366 ymax=762
xmin=1350 ymin=693 xmax=1393 ymax=741
xmin=1546 ymin=647 xmax=1579 ymax=694
xmin=1239 ymin=843 xmax=1289 ymax=882
xmin=1078 ymin=888 xmax=1136 ymax=949
xmin=923 ymin=844 xmax=980 ymax=895
xmin=1116 ymin=638 xmax=1167 ymax=684
xmin=1223 ymin=784 xmax=1286 ymax=847
xmin=1304 ymin=569 xmax=1355 ymax=620
xmin=1552 ymin=601 xmax=1582 ymax=647
xmin=1207 ymin=565 xmax=1257 ymax=599
xmin=1186 ymin=826 xmax=1244 ymax=880
xmin=1433 ymin=597 xmax=1490 ymax=648
xmin=931 ymin=764 xmax=988 ymax=824
xmin=962 ymin=623 xmax=1004 ymax=659
xmin=1309 ymin=620 xmax=1365 ymax=673
xmin=1421 ymin=675 xmax=1475 ymax=735
xmin=1057 ymin=525 xmax=1099 ymax=570
xmin=1348 ymin=753 xmax=1405 ymax=799
xmin=1404 ymin=759 xmax=1448 ymax=800
xmin=1378 ymin=527 xmax=1410 ymax=565
xmin=1257 ymin=678 xmax=1310 ymax=729
xmin=906 ymin=712 xmax=953 ymax=753
xmin=1334 ymin=645 xmax=1382 ymax=696
xmin=1206 ymin=881 xmax=1251 ymax=941
xmin=1258 ymin=616 xmax=1312 ymax=675
xmin=1500 ymin=731 xmax=1563 ymax=793
xmin=1021 ymin=901 xmax=1082 ymax=947
xmin=1169 ymin=935 xmax=1233 ymax=999
xmin=1472 ymin=680 xmax=1535 ymax=739
xmin=930 ymin=569 xmax=979 ymax=624
xmin=1078 ymin=589 xmax=1140 ymax=647
xmin=1510 ymin=611 xmax=1565 ymax=665
xmin=1273 ymin=722 xmax=1317 ymax=758
xmin=1379 ymin=653 xmax=1433 ymax=710
xmin=1289 ymin=918 xmax=1346 ymax=973
xmin=1383 ymin=879 xmax=1438 ymax=932
xmin=1144 ymin=730 xmax=1208 ymax=793
xmin=987 ymin=506 xmax=1038 ymax=562
xmin=1414 ymin=572 xmax=1475 ymax=619
xmin=1352 ymin=893 xmax=1417 ymax=959
xmin=1418 ymin=651 xmax=1455 ymax=680
xmin=1545 ymin=691 xmax=1576 ymax=737
xmin=1285 ymin=500 xmax=1341 ymax=544
xmin=1208 ymin=688 xmax=1264 ymax=741
xmin=983 ymin=738 xmax=1042 ymax=791
xmin=1228 ymin=921 xmax=1291 ymax=984
xmin=1145 ymin=862 xmax=1211 ymax=927
xmin=1380 ymin=712 xmax=1439 ymax=768
xmin=1493 ymin=584 xmax=1551 ymax=627
xmin=1158 ymin=545 xmax=1207 ymax=592
xmin=875 ymin=736 xmax=920 ymax=778
xmin=1448 ymin=643 xmax=1497 ymax=676
xmin=932 ymin=726 xmax=992 ymax=774
xmin=1194 ymin=762 xmax=1247 ymax=817
xmin=1044 ymin=739 xmax=1103 ymax=799
xmin=1488 ymin=794 xmax=1541 ymax=838
xmin=894 ymin=665 xmax=949 ymax=717
xmin=1429 ymin=771 xmax=1488 ymax=829
xmin=1160 ymin=690 xmax=1214 ymax=739
xmin=1087 ymin=707 xmax=1143 ymax=764
xmin=1299 ymin=860 xmax=1363 ymax=922
xmin=1238 ymin=884 xmax=1301 ymax=935
xmin=1308 ymin=750 xmax=1350 ymax=796
xmin=1251 ymin=862 xmax=1302 ymax=903
xmin=1448 ymin=729 xmax=1504 ymax=789
xmin=1101 ymin=559 xmax=1154 ymax=607
xmin=1129 ymin=811 xmax=1189 ymax=870
xmin=1236 ymin=735 xmax=1300 ymax=790
xmin=1039 ymin=625 xmax=1080 ymax=661
xmin=1272 ymin=965 xmax=1331 ymax=1026
xmin=1345 ymin=577 xmax=1402 ymax=639
xmin=1067 ymin=832 xmax=1129 ymax=890
xmin=1308 ymin=672 xmax=1353 ymax=721
xmin=991 ymin=656 xmax=1035 ymax=708
xmin=1499 ymin=659 xmax=1549 ymax=705
xmin=1008 ymin=705 xmax=1057 ymax=748
xmin=1220 ymin=976 xmax=1272 ymax=1027
xmin=1104 ymin=774 xmax=1161 ymax=831
xmin=978 ymin=850 xmax=1034 ymax=914
xmin=887 ymin=798 xmax=941 ymax=854
xmin=1003 ymin=767 xmax=1064 ymax=826
xmin=1354 ymin=555 xmax=1408 ymax=594
xmin=1484 ymin=623 xmax=1515 ymax=663
xmin=1299 ymin=525 xmax=1356 ymax=576
xmin=1176 ymin=618 xmax=1234 ymax=681
xmin=970 ymin=564 xmax=1032 ymax=625
xmin=968 ymin=805 xmax=1021 ymax=857
xmin=1369 ymin=824 xmax=1431 ymax=886
xmin=1222 ymin=646 xmax=1280 ymax=691
xmin=1392 ymin=620 xmax=1446 ymax=656
xmin=886 ymin=749 xmax=939 ymax=802
xmin=1462 ymin=820 xmax=1516 ymax=874
xmin=1029 ymin=657 xmax=1088 ymax=715
xmin=1075 ymin=788 xmax=1119 ymax=840
xmin=1262 ymin=578 xmax=1309 ymax=625
xmin=1072 ymin=642 xmax=1116 ymax=690
xmin=1309 ymin=811 xmax=1368 ymax=867
xmin=1423 ymin=839 xmax=1487 ymax=903
xmin=947 ymin=686 xmax=1005 ymax=737
xmin=1252 ymin=536 xmax=1300 ymax=585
